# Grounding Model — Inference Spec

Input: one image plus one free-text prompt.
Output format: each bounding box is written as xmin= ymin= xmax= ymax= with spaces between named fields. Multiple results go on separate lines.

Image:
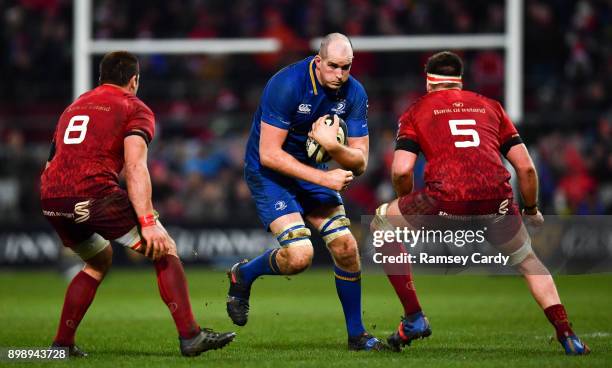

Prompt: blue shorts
xmin=244 ymin=166 xmax=343 ymax=230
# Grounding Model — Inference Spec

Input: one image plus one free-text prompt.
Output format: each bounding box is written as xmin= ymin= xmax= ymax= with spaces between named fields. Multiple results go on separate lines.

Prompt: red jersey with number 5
xmin=40 ymin=85 xmax=155 ymax=199
xmin=396 ymin=89 xmax=522 ymax=201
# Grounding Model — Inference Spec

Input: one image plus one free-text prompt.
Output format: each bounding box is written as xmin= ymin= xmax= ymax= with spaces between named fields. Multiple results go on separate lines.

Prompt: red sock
xmin=544 ymin=304 xmax=574 ymax=340
xmin=154 ymin=255 xmax=200 ymax=339
xmin=54 ymin=271 xmax=100 ymax=346
xmin=381 ymin=241 xmax=422 ymax=316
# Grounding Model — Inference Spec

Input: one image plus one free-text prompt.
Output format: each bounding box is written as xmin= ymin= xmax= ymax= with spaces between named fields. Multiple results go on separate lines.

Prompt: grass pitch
xmin=0 ymin=268 xmax=610 ymax=367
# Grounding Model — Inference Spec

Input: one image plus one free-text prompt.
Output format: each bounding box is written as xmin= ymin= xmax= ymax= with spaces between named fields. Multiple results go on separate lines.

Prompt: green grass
xmin=0 ymin=269 xmax=610 ymax=367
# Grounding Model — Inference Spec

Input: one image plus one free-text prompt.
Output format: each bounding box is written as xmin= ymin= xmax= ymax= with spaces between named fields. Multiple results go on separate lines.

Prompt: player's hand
xmin=321 ymin=168 xmax=354 ymax=191
xmin=141 ymin=224 xmax=170 ymax=260
xmin=522 ymin=209 xmax=544 ymax=227
xmin=309 ymin=114 xmax=340 ymax=151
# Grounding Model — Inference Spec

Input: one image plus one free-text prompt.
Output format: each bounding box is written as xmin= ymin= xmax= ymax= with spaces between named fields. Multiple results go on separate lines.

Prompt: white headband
xmin=426 ymin=73 xmax=462 ymax=84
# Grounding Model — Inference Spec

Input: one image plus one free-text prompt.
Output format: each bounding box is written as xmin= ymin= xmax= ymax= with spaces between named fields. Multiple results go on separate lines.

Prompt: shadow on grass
xmin=405 ymin=345 xmax=568 ymax=359
xmin=242 ymin=341 xmax=344 ymax=352
xmin=96 ymin=349 xmax=177 ymax=358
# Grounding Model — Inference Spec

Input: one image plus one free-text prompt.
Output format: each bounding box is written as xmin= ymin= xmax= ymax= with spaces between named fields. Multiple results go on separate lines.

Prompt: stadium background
xmin=0 ymin=0 xmax=610 ymax=267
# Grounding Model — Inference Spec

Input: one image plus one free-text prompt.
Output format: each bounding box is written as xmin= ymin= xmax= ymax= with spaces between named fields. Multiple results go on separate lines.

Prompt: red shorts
xmin=397 ymin=191 xmax=522 ymax=245
xmin=41 ymin=190 xmax=138 ymax=248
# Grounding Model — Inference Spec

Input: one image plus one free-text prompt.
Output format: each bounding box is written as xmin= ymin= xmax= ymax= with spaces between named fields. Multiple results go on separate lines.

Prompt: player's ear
xmin=314 ymin=54 xmax=321 ymax=66
xmin=129 ymin=74 xmax=139 ymax=94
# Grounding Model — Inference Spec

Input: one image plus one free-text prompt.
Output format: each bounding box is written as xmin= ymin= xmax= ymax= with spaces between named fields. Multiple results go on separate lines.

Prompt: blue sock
xmin=334 ymin=265 xmax=366 ymax=337
xmin=239 ymin=248 xmax=280 ymax=284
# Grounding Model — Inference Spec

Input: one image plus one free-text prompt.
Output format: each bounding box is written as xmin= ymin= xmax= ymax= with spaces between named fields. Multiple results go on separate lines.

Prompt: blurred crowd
xmin=0 ymin=0 xmax=610 ymax=226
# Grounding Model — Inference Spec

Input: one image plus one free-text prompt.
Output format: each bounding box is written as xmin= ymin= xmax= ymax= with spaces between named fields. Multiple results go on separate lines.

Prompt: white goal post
xmin=74 ymin=0 xmax=522 ymax=121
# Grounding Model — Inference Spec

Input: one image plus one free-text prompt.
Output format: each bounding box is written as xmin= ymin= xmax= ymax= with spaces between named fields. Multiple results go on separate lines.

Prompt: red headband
xmin=426 ymin=73 xmax=462 ymax=84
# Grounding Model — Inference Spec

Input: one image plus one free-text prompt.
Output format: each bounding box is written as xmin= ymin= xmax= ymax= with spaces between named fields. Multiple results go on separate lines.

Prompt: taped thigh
xmin=113 ymin=226 xmax=144 ymax=252
xmin=372 ymin=202 xmax=395 ymax=232
xmin=113 ymin=220 xmax=177 ymax=256
xmin=73 ymin=233 xmax=109 ymax=260
xmin=275 ymin=221 xmax=312 ymax=248
xmin=507 ymin=237 xmax=533 ymax=266
xmin=317 ymin=208 xmax=352 ymax=245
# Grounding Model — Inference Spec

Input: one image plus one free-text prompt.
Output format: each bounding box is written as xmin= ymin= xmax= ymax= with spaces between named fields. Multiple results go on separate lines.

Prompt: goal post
xmin=74 ymin=0 xmax=522 ymax=121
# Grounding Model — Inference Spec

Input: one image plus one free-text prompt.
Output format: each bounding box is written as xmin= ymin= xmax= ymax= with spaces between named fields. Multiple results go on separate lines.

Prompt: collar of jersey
xmin=308 ymin=57 xmax=320 ymax=96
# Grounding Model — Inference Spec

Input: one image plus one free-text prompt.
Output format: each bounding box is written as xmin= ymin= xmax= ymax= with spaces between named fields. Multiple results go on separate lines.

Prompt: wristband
xmin=138 ymin=213 xmax=157 ymax=227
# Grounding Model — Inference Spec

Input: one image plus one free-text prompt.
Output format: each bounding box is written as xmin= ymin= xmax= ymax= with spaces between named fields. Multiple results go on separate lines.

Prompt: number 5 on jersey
xmin=63 ymin=115 xmax=90 ymax=144
xmin=449 ymin=119 xmax=480 ymax=147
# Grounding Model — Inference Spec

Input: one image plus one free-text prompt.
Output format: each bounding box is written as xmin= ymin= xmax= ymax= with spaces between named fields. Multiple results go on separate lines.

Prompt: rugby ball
xmin=306 ymin=116 xmax=348 ymax=163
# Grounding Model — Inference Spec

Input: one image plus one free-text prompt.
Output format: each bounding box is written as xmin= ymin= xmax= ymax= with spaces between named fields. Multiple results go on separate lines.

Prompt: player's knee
xmin=515 ymin=250 xmax=549 ymax=275
xmin=328 ymin=235 xmax=359 ymax=270
xmin=317 ymin=209 xmax=359 ymax=270
xmin=274 ymin=222 xmax=313 ymax=274
xmin=97 ymin=246 xmax=113 ymax=272
xmin=282 ymin=244 xmax=313 ymax=274
xmin=84 ymin=245 xmax=113 ymax=280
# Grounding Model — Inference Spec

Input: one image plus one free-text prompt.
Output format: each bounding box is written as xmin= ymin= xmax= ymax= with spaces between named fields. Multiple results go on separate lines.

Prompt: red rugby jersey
xmin=396 ymin=89 xmax=522 ymax=201
xmin=40 ymin=85 xmax=155 ymax=199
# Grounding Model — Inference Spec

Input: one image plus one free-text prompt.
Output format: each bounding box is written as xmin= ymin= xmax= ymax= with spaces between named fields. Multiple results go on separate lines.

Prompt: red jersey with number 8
xmin=396 ymin=89 xmax=521 ymax=202
xmin=40 ymin=85 xmax=155 ymax=199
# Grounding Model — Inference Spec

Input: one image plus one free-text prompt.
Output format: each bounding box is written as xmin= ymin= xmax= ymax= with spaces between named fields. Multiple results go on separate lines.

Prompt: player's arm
xmin=311 ymin=115 xmax=368 ymax=176
xmin=496 ymin=101 xmax=542 ymax=223
xmin=391 ymin=150 xmax=418 ymax=197
xmin=392 ymin=109 xmax=419 ymax=196
xmin=124 ymin=135 xmax=154 ymax=216
xmin=45 ymin=140 xmax=56 ymax=169
xmin=124 ymin=134 xmax=169 ymax=260
xmin=260 ymin=121 xmax=353 ymax=191
xmin=505 ymin=143 xmax=539 ymax=211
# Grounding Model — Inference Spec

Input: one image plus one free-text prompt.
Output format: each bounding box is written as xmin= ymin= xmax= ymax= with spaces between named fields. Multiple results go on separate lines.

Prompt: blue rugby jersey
xmin=244 ymin=56 xmax=368 ymax=170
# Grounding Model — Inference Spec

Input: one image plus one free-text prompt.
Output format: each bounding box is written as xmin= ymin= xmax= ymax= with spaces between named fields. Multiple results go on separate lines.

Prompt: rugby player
xmin=40 ymin=51 xmax=235 ymax=357
xmin=226 ymin=33 xmax=384 ymax=351
xmin=373 ymin=51 xmax=590 ymax=355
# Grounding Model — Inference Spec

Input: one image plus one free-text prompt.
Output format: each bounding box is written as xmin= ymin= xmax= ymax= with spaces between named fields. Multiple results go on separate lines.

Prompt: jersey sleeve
xmin=345 ymin=82 xmax=369 ymax=137
xmin=260 ymin=73 xmax=299 ymax=130
xmin=496 ymin=102 xmax=522 ymax=156
xmin=125 ymin=98 xmax=155 ymax=144
xmin=395 ymin=108 xmax=420 ymax=153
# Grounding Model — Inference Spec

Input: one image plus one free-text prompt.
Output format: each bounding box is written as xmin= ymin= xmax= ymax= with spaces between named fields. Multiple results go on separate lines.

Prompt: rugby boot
xmin=387 ymin=311 xmax=432 ymax=352
xmin=179 ymin=328 xmax=236 ymax=357
xmin=348 ymin=332 xmax=387 ymax=351
xmin=558 ymin=332 xmax=590 ymax=355
xmin=226 ymin=260 xmax=251 ymax=326
xmin=50 ymin=342 xmax=88 ymax=358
